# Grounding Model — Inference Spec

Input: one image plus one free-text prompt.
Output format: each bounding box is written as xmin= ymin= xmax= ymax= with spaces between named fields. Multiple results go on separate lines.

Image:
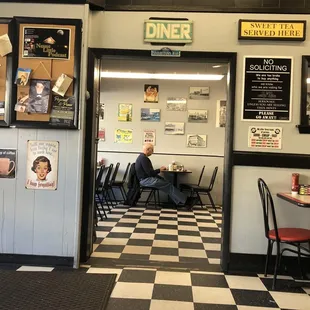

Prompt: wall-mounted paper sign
xmin=242 ymin=56 xmax=292 ymax=122
xmin=22 ymin=27 xmax=70 ymax=60
xmin=143 ymin=129 xmax=156 ymax=145
xmin=239 ymin=20 xmax=306 ymax=41
xmin=0 ymin=149 xmax=16 ymax=179
xmin=248 ymin=126 xmax=282 ymax=149
xmin=0 ymin=34 xmax=12 ymax=56
xmin=98 ymin=128 xmax=105 ymax=141
xmin=144 ymin=19 xmax=193 ymax=44
xmin=26 ymin=140 xmax=59 ymax=190
xmin=115 ymin=129 xmax=133 ymax=144
xmin=52 ymin=74 xmax=73 ymax=96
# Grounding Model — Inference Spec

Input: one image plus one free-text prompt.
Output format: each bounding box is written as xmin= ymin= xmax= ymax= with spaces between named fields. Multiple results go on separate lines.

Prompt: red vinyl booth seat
xmin=269 ymin=228 xmax=310 ymax=242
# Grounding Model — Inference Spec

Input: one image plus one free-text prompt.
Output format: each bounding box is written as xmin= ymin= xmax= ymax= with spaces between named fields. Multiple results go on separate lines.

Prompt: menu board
xmin=248 ymin=126 xmax=282 ymax=149
xmin=242 ymin=57 xmax=292 ymax=122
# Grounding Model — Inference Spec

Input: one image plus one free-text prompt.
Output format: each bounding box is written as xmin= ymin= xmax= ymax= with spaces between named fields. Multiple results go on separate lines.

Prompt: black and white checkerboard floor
xmin=90 ymin=204 xmax=222 ymax=269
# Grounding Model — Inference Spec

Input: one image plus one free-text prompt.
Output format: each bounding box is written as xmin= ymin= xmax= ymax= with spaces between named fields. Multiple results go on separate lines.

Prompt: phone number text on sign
xmin=248 ymin=126 xmax=282 ymax=149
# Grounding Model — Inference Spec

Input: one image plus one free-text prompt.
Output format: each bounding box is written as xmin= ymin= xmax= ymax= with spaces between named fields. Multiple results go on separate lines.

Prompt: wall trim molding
xmin=0 ymin=254 xmax=74 ymax=267
xmin=233 ymin=151 xmax=310 ymax=169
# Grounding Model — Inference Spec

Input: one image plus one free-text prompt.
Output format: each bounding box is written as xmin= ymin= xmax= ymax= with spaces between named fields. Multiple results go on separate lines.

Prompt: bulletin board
xmin=11 ymin=17 xmax=82 ymax=129
xmin=0 ymin=18 xmax=13 ymax=126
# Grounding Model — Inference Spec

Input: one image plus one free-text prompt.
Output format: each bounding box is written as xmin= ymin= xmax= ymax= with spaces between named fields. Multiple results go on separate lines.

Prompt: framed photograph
xmin=166 ymin=97 xmax=187 ymax=111
xmin=27 ymin=79 xmax=51 ymax=114
xmin=187 ymin=134 xmax=207 ymax=148
xmin=143 ymin=129 xmax=156 ymax=145
xmin=115 ymin=129 xmax=133 ymax=143
xmin=0 ymin=149 xmax=16 ymax=179
xmin=188 ymin=109 xmax=208 ymax=123
xmin=26 ymin=140 xmax=59 ymax=190
xmin=189 ymin=86 xmax=210 ymax=100
xmin=144 ymin=84 xmax=159 ymax=103
xmin=216 ymin=100 xmax=227 ymax=127
xmin=164 ymin=122 xmax=185 ymax=135
xmin=118 ymin=103 xmax=132 ymax=122
xmin=15 ymin=68 xmax=31 ymax=86
xmin=140 ymin=108 xmax=160 ymax=121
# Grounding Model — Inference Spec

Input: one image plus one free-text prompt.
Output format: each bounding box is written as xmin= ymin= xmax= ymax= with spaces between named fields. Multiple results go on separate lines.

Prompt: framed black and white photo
xmin=189 ymin=86 xmax=210 ymax=100
xmin=187 ymin=134 xmax=207 ymax=148
xmin=164 ymin=122 xmax=185 ymax=135
xmin=166 ymin=97 xmax=187 ymax=111
xmin=27 ymin=79 xmax=51 ymax=114
xmin=188 ymin=109 xmax=208 ymax=123
xmin=216 ymin=100 xmax=227 ymax=127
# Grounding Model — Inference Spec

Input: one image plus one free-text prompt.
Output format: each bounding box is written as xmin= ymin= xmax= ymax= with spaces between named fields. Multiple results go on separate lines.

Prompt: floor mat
xmin=0 ymin=270 xmax=116 ymax=310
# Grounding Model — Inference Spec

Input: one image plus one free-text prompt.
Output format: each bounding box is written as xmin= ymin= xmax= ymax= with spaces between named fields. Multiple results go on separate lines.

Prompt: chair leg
xmin=207 ymin=192 xmax=217 ymax=212
xmin=103 ymin=190 xmax=112 ymax=213
xmin=195 ymin=192 xmax=203 ymax=208
xmin=298 ymin=243 xmax=304 ymax=280
xmin=145 ymin=190 xmax=153 ymax=206
xmin=119 ymin=186 xmax=126 ymax=202
xmin=157 ymin=190 xmax=161 ymax=208
xmin=272 ymin=242 xmax=280 ymax=290
xmin=265 ymin=240 xmax=274 ymax=277
xmin=153 ymin=190 xmax=157 ymax=208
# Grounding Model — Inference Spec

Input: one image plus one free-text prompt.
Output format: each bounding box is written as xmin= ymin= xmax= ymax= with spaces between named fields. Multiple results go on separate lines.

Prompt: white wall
xmin=90 ymin=11 xmax=310 ymax=255
xmin=99 ymin=58 xmax=226 ymax=204
xmin=0 ymin=3 xmax=88 ymax=265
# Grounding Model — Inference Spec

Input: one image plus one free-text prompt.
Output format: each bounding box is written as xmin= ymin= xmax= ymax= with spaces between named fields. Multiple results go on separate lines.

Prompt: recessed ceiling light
xmin=212 ymin=65 xmax=222 ymax=68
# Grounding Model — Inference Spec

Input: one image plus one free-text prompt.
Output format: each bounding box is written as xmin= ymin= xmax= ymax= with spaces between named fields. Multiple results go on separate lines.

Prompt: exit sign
xmin=144 ymin=19 xmax=193 ymax=44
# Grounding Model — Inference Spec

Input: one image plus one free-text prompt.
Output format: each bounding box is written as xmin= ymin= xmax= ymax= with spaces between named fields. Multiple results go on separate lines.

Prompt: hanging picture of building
xmin=186 ymin=134 xmax=207 ymax=147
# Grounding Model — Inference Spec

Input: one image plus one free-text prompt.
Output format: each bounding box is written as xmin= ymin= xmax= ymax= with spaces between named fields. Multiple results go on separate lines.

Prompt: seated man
xmin=135 ymin=143 xmax=196 ymax=209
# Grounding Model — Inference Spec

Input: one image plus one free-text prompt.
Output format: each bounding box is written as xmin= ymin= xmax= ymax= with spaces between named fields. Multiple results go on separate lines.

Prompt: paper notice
xmin=0 ymin=34 xmax=12 ymax=57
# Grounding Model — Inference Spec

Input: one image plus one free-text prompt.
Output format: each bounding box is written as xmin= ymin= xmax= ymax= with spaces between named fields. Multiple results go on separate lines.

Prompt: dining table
xmin=277 ymin=192 xmax=310 ymax=208
xmin=162 ymin=170 xmax=192 ymax=187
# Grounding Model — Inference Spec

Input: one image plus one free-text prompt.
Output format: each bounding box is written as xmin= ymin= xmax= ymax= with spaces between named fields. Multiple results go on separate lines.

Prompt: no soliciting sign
xmin=242 ymin=56 xmax=292 ymax=122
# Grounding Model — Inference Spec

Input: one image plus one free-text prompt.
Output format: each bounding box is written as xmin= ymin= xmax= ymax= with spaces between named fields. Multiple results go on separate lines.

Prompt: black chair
xmin=180 ymin=165 xmax=205 ymax=191
xmin=140 ymin=186 xmax=161 ymax=209
xmin=94 ymin=165 xmax=107 ymax=220
xmin=99 ymin=163 xmax=114 ymax=213
xmin=108 ymin=162 xmax=120 ymax=205
xmin=258 ymin=178 xmax=310 ymax=289
xmin=111 ymin=162 xmax=130 ymax=202
xmin=186 ymin=166 xmax=218 ymax=212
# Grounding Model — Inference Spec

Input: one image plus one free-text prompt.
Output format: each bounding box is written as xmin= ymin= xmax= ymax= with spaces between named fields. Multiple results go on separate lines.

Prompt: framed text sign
xmin=242 ymin=56 xmax=293 ymax=122
xmin=239 ymin=20 xmax=306 ymax=41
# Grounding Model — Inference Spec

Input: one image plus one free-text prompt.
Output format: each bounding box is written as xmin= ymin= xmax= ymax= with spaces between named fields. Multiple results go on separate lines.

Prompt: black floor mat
xmin=0 ymin=270 xmax=116 ymax=310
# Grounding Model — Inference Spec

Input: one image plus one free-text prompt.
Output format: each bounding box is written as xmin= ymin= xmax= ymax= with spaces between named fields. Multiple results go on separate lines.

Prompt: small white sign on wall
xmin=143 ymin=129 xmax=156 ymax=145
xmin=248 ymin=126 xmax=282 ymax=149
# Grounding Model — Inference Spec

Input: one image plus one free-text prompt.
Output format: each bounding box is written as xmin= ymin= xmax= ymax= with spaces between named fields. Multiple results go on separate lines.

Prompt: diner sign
xmin=248 ymin=126 xmax=282 ymax=149
xmin=144 ymin=20 xmax=193 ymax=43
xmin=239 ymin=20 xmax=306 ymax=41
xmin=242 ymin=56 xmax=292 ymax=122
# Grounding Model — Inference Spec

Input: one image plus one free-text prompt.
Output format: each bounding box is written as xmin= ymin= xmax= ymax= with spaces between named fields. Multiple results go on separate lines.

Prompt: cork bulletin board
xmin=11 ymin=17 xmax=82 ymax=129
xmin=0 ymin=18 xmax=13 ymax=126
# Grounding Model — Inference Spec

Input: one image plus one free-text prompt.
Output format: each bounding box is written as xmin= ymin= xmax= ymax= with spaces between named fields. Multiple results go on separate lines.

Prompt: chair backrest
xmin=197 ymin=165 xmax=205 ymax=186
xmin=95 ymin=165 xmax=105 ymax=190
xmin=257 ymin=178 xmax=279 ymax=241
xmin=122 ymin=162 xmax=131 ymax=183
xmin=110 ymin=162 xmax=120 ymax=183
xmin=208 ymin=166 xmax=218 ymax=191
xmin=103 ymin=164 xmax=113 ymax=188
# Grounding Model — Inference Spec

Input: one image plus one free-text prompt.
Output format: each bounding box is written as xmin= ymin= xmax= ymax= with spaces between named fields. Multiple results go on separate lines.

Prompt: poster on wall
xmin=144 ymin=84 xmax=159 ymax=103
xmin=26 ymin=140 xmax=59 ymax=190
xmin=189 ymin=86 xmax=210 ymax=100
xmin=242 ymin=56 xmax=292 ymax=122
xmin=216 ymin=100 xmax=227 ymax=127
xmin=22 ymin=27 xmax=70 ymax=60
xmin=248 ymin=126 xmax=282 ymax=149
xmin=143 ymin=129 xmax=156 ymax=145
xmin=27 ymin=79 xmax=51 ymax=114
xmin=115 ymin=129 xmax=133 ymax=143
xmin=118 ymin=103 xmax=132 ymax=122
xmin=0 ymin=149 xmax=16 ymax=179
xmin=166 ymin=97 xmax=187 ymax=111
xmin=140 ymin=108 xmax=160 ymax=121
xmin=188 ymin=109 xmax=208 ymax=123
xmin=98 ymin=128 xmax=105 ymax=141
xmin=49 ymin=96 xmax=75 ymax=127
xmin=187 ymin=134 xmax=207 ymax=148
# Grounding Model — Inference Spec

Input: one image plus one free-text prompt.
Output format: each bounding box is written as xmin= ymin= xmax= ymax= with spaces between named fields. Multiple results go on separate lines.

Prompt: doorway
xmin=80 ymin=49 xmax=236 ymax=272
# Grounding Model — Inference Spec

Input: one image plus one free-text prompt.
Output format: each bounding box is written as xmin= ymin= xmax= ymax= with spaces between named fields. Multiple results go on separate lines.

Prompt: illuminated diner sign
xmin=144 ymin=19 xmax=193 ymax=44
xmin=238 ymin=20 xmax=306 ymax=41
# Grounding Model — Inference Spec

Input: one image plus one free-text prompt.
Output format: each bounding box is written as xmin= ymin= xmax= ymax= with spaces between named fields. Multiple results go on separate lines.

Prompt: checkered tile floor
xmin=91 ymin=204 xmax=222 ymax=269
xmin=3 ymin=265 xmax=310 ymax=309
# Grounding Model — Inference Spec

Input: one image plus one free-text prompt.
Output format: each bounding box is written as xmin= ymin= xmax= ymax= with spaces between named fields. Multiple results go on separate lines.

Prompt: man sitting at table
xmin=135 ymin=143 xmax=196 ymax=209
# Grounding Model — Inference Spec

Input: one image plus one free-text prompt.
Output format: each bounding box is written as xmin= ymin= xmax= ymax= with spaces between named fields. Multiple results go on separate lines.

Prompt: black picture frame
xmin=238 ymin=19 xmax=307 ymax=42
xmin=10 ymin=16 xmax=82 ymax=130
xmin=298 ymin=56 xmax=310 ymax=134
xmin=0 ymin=17 xmax=14 ymax=127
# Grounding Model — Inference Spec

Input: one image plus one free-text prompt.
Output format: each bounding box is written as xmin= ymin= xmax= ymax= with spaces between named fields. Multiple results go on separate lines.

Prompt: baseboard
xmin=0 ymin=254 xmax=74 ymax=267
xmin=229 ymin=253 xmax=310 ymax=275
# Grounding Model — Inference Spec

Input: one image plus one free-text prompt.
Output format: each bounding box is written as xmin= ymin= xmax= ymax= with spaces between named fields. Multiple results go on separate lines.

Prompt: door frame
xmin=80 ymin=48 xmax=237 ymax=272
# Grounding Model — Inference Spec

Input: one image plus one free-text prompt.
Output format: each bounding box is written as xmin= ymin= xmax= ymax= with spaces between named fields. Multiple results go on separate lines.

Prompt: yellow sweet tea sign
xmin=239 ymin=20 xmax=306 ymax=41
